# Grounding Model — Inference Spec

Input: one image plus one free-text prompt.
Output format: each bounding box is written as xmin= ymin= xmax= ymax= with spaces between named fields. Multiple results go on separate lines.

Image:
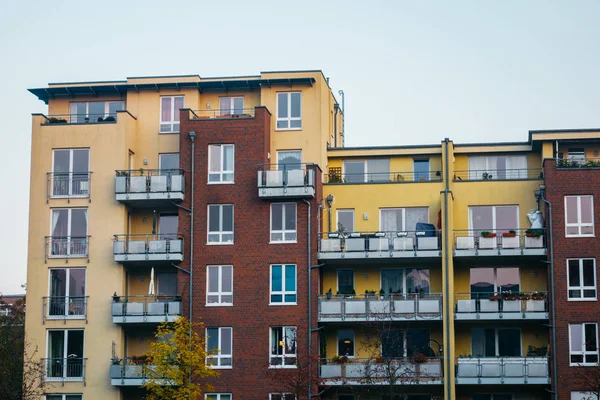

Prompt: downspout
xmin=188 ymin=131 xmax=196 ymax=330
xmin=334 ymin=104 xmax=339 ymax=148
xmin=443 ymin=139 xmax=452 ymax=400
xmin=302 ymin=199 xmax=312 ymax=399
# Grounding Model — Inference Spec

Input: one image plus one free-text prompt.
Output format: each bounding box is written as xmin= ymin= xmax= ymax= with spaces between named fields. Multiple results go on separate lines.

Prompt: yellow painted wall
xmin=126 ymin=326 xmax=156 ymax=356
xmin=453 ymin=152 xmax=541 ymax=173
xmin=558 ymin=144 xmax=600 ymax=159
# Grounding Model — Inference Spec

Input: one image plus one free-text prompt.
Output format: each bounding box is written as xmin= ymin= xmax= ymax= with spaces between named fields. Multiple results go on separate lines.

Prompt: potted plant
xmin=501 ymin=291 xmax=517 ymax=300
xmin=131 ymin=355 xmax=149 ymax=365
xmin=482 ymin=172 xmax=493 ymax=180
xmin=379 ymin=288 xmax=385 ymax=298
xmin=479 ymin=231 xmax=497 ymax=249
xmin=48 ymin=117 xmax=67 ymax=124
xmin=502 ymin=230 xmax=517 ymax=237
xmin=481 ymin=231 xmax=496 ymax=238
xmin=412 ymin=352 xmax=428 ymax=363
xmin=104 ymin=116 xmax=116 ymax=122
xmin=326 ymin=288 xmax=332 ymax=300
xmin=501 ymin=230 xmax=519 ymax=249
xmin=375 ymin=356 xmax=385 ymax=364
xmin=488 ymin=294 xmax=501 ymax=301
xmin=112 ymin=292 xmax=120 ymax=302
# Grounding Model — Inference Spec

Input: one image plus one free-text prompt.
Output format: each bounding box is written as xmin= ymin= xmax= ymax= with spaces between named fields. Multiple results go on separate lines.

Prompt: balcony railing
xmin=318 ymin=293 xmax=442 ymax=322
xmin=456 ymin=356 xmax=549 ymax=384
xmin=257 ymin=163 xmax=316 ymax=199
xmin=453 ymin=168 xmax=543 ymax=181
xmin=110 ymin=357 xmax=175 ymax=386
xmin=112 ymin=295 xmax=181 ymax=323
xmin=41 ymin=113 xmax=124 ymax=125
xmin=454 ymin=292 xmax=548 ymax=320
xmin=453 ymin=229 xmax=546 ymax=256
xmin=319 ymin=357 xmax=443 ymax=385
xmin=47 ymin=172 xmax=92 ymax=202
xmin=115 ymin=169 xmax=185 ymax=206
xmin=113 ymin=234 xmax=183 ymax=264
xmin=42 ymin=357 xmax=86 ymax=382
xmin=45 ymin=236 xmax=90 ymax=263
xmin=43 ymin=296 xmax=88 ymax=323
xmin=189 ymin=108 xmax=255 ymax=119
xmin=318 ymin=230 xmax=440 ymax=260
xmin=555 ymin=157 xmax=600 ymax=169
xmin=324 ymin=171 xmax=443 ymax=184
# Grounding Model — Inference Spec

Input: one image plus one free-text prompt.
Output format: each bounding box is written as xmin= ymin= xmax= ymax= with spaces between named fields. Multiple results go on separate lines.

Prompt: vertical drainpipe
xmin=334 ymin=104 xmax=339 ymax=148
xmin=302 ymin=199 xmax=312 ymax=399
xmin=443 ymin=139 xmax=452 ymax=400
xmin=188 ymin=131 xmax=196 ymax=330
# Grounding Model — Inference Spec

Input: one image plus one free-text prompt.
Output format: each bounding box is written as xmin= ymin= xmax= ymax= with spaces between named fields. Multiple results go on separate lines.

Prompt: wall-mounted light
xmin=326 ymin=194 xmax=334 ymax=208
xmin=143 ymin=159 xmax=148 ymax=165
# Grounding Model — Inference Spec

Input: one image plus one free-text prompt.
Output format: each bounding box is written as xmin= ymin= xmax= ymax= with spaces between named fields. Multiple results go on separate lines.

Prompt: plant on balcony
xmin=112 ymin=292 xmax=120 ymax=302
xmin=481 ymin=231 xmax=496 ymax=238
xmin=501 ymin=291 xmax=517 ymax=300
xmin=379 ymin=288 xmax=385 ymax=297
xmin=502 ymin=230 xmax=517 ymax=238
xmin=131 ymin=354 xmax=150 ymax=364
xmin=330 ymin=355 xmax=349 ymax=364
xmin=488 ymin=294 xmax=502 ymax=301
xmin=365 ymin=289 xmax=377 ymax=297
xmin=48 ymin=117 xmax=67 ymax=124
xmin=557 ymin=158 xmax=570 ymax=168
xmin=525 ymin=229 xmax=543 ymax=237
xmin=326 ymin=288 xmax=332 ymax=300
xmin=116 ymin=170 xmax=129 ymax=177
xmin=111 ymin=357 xmax=122 ymax=365
xmin=517 ymin=292 xmax=531 ymax=300
xmin=104 ymin=116 xmax=116 ymax=122
xmin=138 ymin=168 xmax=145 ymax=176
xmin=530 ymin=291 xmax=546 ymax=300
xmin=411 ymin=352 xmax=428 ymax=363
xmin=482 ymin=172 xmax=493 ymax=180
xmin=435 ymin=170 xmax=442 ymax=177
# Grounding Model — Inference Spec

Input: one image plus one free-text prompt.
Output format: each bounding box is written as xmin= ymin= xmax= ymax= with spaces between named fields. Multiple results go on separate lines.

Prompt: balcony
xmin=456 ymin=357 xmax=549 ymax=384
xmin=453 ymin=168 xmax=543 ymax=181
xmin=42 ymin=357 xmax=86 ymax=383
xmin=45 ymin=236 xmax=89 ymax=263
xmin=115 ymin=169 xmax=184 ymax=209
xmin=110 ymin=358 xmax=175 ymax=386
xmin=319 ymin=357 xmax=443 ymax=385
xmin=41 ymin=113 xmax=125 ymax=125
xmin=324 ymin=170 xmax=443 ymax=184
xmin=454 ymin=292 xmax=548 ymax=321
xmin=318 ymin=293 xmax=442 ymax=322
xmin=318 ymin=230 xmax=440 ymax=261
xmin=555 ymin=157 xmax=600 ymax=169
xmin=43 ymin=296 xmax=88 ymax=323
xmin=46 ymin=172 xmax=92 ymax=203
xmin=453 ymin=229 xmax=546 ymax=257
xmin=257 ymin=164 xmax=316 ymax=199
xmin=189 ymin=108 xmax=256 ymax=119
xmin=112 ymin=295 xmax=181 ymax=324
xmin=113 ymin=234 xmax=183 ymax=265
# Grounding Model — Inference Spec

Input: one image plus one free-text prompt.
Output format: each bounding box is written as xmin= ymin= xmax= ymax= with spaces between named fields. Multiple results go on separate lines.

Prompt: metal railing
xmin=453 ymin=168 xmax=543 ymax=181
xmin=456 ymin=356 xmax=549 ymax=382
xmin=112 ymin=295 xmax=182 ymax=317
xmin=257 ymin=163 xmax=316 ymax=188
xmin=318 ymin=293 xmax=442 ymax=321
xmin=43 ymin=296 xmax=88 ymax=323
xmin=454 ymin=292 xmax=548 ymax=315
xmin=110 ymin=357 xmax=174 ymax=385
xmin=453 ymin=229 xmax=546 ymax=252
xmin=45 ymin=236 xmax=90 ymax=262
xmin=47 ymin=172 xmax=92 ymax=202
xmin=115 ymin=169 xmax=185 ymax=194
xmin=113 ymin=234 xmax=183 ymax=255
xmin=42 ymin=113 xmax=120 ymax=125
xmin=42 ymin=357 xmax=86 ymax=382
xmin=319 ymin=357 xmax=443 ymax=382
xmin=325 ymin=171 xmax=443 ymax=184
xmin=555 ymin=157 xmax=600 ymax=169
xmin=319 ymin=230 xmax=440 ymax=253
xmin=189 ymin=108 xmax=256 ymax=119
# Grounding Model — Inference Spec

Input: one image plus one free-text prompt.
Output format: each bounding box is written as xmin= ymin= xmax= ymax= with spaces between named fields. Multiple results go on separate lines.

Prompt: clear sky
xmin=1 ymin=0 xmax=599 ymax=294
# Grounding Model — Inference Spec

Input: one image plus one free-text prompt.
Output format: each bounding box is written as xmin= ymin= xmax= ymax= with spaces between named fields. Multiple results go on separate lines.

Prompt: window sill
xmin=570 ymin=363 xmax=599 ymax=367
xmin=269 ymin=303 xmax=298 ymax=306
xmin=205 ymin=303 xmax=234 ymax=307
xmin=268 ymin=365 xmax=297 ymax=369
xmin=207 ymin=181 xmax=235 ymax=185
xmin=269 ymin=240 xmax=298 ymax=245
xmin=206 ymin=242 xmax=234 ymax=246
xmin=208 ymin=366 xmax=233 ymax=370
xmin=566 ymin=234 xmax=595 ymax=238
xmin=159 ymin=132 xmax=180 ymax=135
xmin=275 ymin=128 xmax=302 ymax=132
xmin=567 ymin=297 xmax=598 ymax=302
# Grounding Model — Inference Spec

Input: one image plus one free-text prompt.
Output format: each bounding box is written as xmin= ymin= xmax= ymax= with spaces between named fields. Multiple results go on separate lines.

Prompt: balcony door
xmin=471 ymin=328 xmax=521 ymax=357
xmin=50 ymin=209 xmax=87 ymax=256
xmin=381 ymin=268 xmax=430 ymax=296
xmin=277 ymin=150 xmax=302 ymax=170
xmin=470 ymin=267 xmax=520 ymax=297
xmin=158 ymin=214 xmax=178 ymax=240
xmin=47 ymin=330 xmax=84 ymax=378
xmin=159 ymin=153 xmax=179 ymax=174
xmin=469 ymin=206 xmax=518 ymax=234
xmin=49 ymin=269 xmax=85 ymax=317
xmin=157 ymin=272 xmax=178 ymax=296
xmin=52 ymin=149 xmax=89 ymax=197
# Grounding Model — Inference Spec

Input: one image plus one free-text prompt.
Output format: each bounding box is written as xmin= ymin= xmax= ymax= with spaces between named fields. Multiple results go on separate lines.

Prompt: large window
xmin=207 ymin=265 xmax=233 ymax=306
xmin=381 ymin=328 xmax=430 ymax=358
xmin=469 ymin=267 xmax=520 ymax=296
xmin=571 ymin=392 xmax=599 ymax=400
xmin=271 ymin=203 xmax=297 ymax=243
xmin=69 ymin=101 xmax=124 ymax=123
xmin=158 ymin=214 xmax=178 ymax=240
xmin=337 ymin=270 xmax=354 ymax=294
xmin=570 ymin=323 xmax=599 ymax=365
xmin=337 ymin=209 xmax=355 ymax=232
xmin=50 ymin=209 xmax=88 ymax=257
xmin=160 ymin=96 xmax=184 ymax=133
xmin=52 ymin=149 xmax=90 ymax=198
xmin=48 ymin=269 xmax=86 ymax=318
xmin=46 ymin=330 xmax=84 ymax=379
xmin=270 ymin=264 xmax=296 ymax=304
xmin=157 ymin=272 xmax=177 ymax=296
xmin=208 ymin=144 xmax=234 ymax=183
xmin=413 ymin=159 xmax=430 ymax=181
xmin=381 ymin=269 xmax=430 ymax=296
xmin=469 ymin=205 xmax=519 ymax=233
xmin=270 ymin=326 xmax=297 ymax=367
xmin=568 ymin=259 xmax=597 ymax=300
xmin=219 ymin=96 xmax=244 ymax=115
xmin=565 ymin=195 xmax=594 ymax=237
xmin=380 ymin=207 xmax=429 ymax=233
xmin=337 ymin=329 xmax=355 ymax=357
xmin=277 ymin=92 xmax=302 ymax=130
xmin=208 ymin=205 xmax=234 ymax=244
xmin=159 ymin=153 xmax=180 ymax=173
xmin=343 ymin=159 xmax=390 ymax=183
xmin=277 ymin=150 xmax=302 ymax=170
xmin=468 ymin=155 xmax=527 ymax=180
xmin=471 ymin=328 xmax=521 ymax=357
xmin=206 ymin=327 xmax=232 ymax=368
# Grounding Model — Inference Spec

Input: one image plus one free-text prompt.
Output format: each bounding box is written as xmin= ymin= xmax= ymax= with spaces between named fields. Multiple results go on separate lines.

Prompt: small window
xmin=208 ymin=205 xmax=234 ymax=244
xmin=160 ymin=96 xmax=184 ymax=133
xmin=271 ymin=203 xmax=297 ymax=243
xmin=207 ymin=265 xmax=233 ymax=305
xmin=206 ymin=394 xmax=232 ymax=400
xmin=270 ymin=326 xmax=297 ymax=367
xmin=565 ymin=195 xmax=595 ymax=237
xmin=337 ymin=270 xmax=354 ymax=294
xmin=270 ymin=264 xmax=296 ymax=304
xmin=276 ymin=92 xmax=302 ymax=130
xmin=337 ymin=329 xmax=355 ymax=356
xmin=568 ymin=259 xmax=597 ymax=300
xmin=569 ymin=323 xmax=599 ymax=365
xmin=413 ymin=159 xmax=430 ymax=181
xmin=277 ymin=150 xmax=302 ymax=170
xmin=270 ymin=394 xmax=296 ymax=400
xmin=219 ymin=96 xmax=244 ymax=116
xmin=208 ymin=144 xmax=235 ymax=183
xmin=206 ymin=327 xmax=232 ymax=368
xmin=337 ymin=209 xmax=355 ymax=232
xmin=159 ymin=153 xmax=180 ymax=174
xmin=46 ymin=395 xmax=83 ymax=400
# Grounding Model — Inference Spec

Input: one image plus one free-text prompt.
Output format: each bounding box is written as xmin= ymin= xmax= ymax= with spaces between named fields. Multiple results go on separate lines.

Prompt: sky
xmin=1 ymin=0 xmax=599 ymax=294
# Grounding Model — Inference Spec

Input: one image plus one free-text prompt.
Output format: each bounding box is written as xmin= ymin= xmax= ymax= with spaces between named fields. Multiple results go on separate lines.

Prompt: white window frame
xmin=571 ymin=391 xmax=599 ymax=400
xmin=379 ymin=207 xmax=430 ymax=233
xmin=468 ymin=205 xmax=520 ymax=232
xmin=45 ymin=395 xmax=83 ymax=400
xmin=207 ymin=205 xmax=234 ymax=244
xmin=208 ymin=144 xmax=235 ymax=184
xmin=49 ymin=208 xmax=88 ymax=258
xmin=269 ymin=326 xmax=297 ymax=368
xmin=336 ymin=209 xmax=355 ymax=232
xmin=276 ymin=92 xmax=302 ymax=130
xmin=69 ymin=101 xmax=124 ymax=122
xmin=568 ymin=259 xmax=597 ymax=301
xmin=51 ymin=149 xmax=90 ymax=198
xmin=205 ymin=393 xmax=232 ymax=400
xmin=206 ymin=265 xmax=233 ymax=306
xmin=47 ymin=268 xmax=86 ymax=319
xmin=159 ymin=96 xmax=184 ymax=133
xmin=206 ymin=327 xmax=233 ymax=369
xmin=342 ymin=159 xmax=391 ymax=183
xmin=270 ymin=264 xmax=297 ymax=305
xmin=45 ymin=329 xmax=85 ymax=380
xmin=159 ymin=153 xmax=180 ymax=172
xmin=270 ymin=203 xmax=297 ymax=243
xmin=565 ymin=195 xmax=595 ymax=237
xmin=219 ymin=96 xmax=244 ymax=116
xmin=269 ymin=394 xmax=296 ymax=400
xmin=569 ymin=323 xmax=599 ymax=366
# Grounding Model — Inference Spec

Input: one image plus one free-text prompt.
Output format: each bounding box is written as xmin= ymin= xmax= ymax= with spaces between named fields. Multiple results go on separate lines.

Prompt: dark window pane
xmin=585 ymin=324 xmax=597 ymax=351
xmin=272 ymin=204 xmax=283 ymax=230
xmin=583 ymin=260 xmax=595 ymax=286
xmin=222 ymin=205 xmax=233 ymax=231
xmin=382 ymin=329 xmax=404 ymax=358
xmin=278 ymin=94 xmax=288 ymax=118
xmin=337 ymin=270 xmax=354 ymax=294
xmin=498 ymin=329 xmax=521 ymax=356
xmin=569 ymin=260 xmax=581 ymax=286
xmin=406 ymin=328 xmax=429 ymax=356
xmin=208 ymin=206 xmax=220 ymax=232
xmin=584 ymin=289 xmax=596 ymax=298
xmin=338 ymin=329 xmax=354 ymax=356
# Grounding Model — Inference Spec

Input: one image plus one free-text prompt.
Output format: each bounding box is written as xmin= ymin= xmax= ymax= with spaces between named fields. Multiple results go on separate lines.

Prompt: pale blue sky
xmin=1 ymin=0 xmax=599 ymax=293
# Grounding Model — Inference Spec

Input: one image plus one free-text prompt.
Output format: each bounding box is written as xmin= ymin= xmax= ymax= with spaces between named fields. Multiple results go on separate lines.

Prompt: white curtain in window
xmin=506 ymin=155 xmax=527 ymax=179
xmin=51 ymin=211 xmax=61 ymax=236
xmin=381 ymin=209 xmax=402 ymax=232
xmin=468 ymin=156 xmax=487 ymax=180
xmin=405 ymin=208 xmax=428 ymax=231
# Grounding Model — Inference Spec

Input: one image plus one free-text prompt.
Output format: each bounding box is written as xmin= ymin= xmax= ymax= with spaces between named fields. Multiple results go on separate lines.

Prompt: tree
xmin=142 ymin=318 xmax=219 ymax=400
xmin=265 ymin=354 xmax=323 ymax=400
xmin=579 ymin=363 xmax=600 ymax=400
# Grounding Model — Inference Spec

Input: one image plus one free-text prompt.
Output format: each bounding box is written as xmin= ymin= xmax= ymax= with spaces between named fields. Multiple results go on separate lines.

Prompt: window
xmin=208 ymin=145 xmax=234 ymax=183
xmin=219 ymin=96 xmax=244 ymax=115
xmin=46 ymin=330 xmax=84 ymax=379
xmin=46 ymin=395 xmax=83 ymax=400
xmin=471 ymin=328 xmax=521 ymax=357
xmin=277 ymin=92 xmax=301 ymax=130
xmin=470 ymin=267 xmax=520 ymax=296
xmin=469 ymin=205 xmax=519 ymax=233
xmin=343 ymin=159 xmax=390 ymax=183
xmin=206 ymin=327 xmax=232 ymax=368
xmin=568 ymin=148 xmax=586 ymax=165
xmin=565 ymin=195 xmax=595 ymax=237
xmin=48 ymin=269 xmax=86 ymax=318
xmin=380 ymin=207 xmax=429 ymax=233
xmin=50 ymin=209 xmax=88 ymax=257
xmin=207 ymin=265 xmax=233 ymax=305
xmin=69 ymin=101 xmax=124 ymax=123
xmin=337 ymin=329 xmax=355 ymax=356
xmin=270 ymin=394 xmax=296 ymax=400
xmin=337 ymin=270 xmax=354 ymax=294
xmin=159 ymin=153 xmax=180 ymax=173
xmin=160 ymin=96 xmax=184 ymax=133
xmin=157 ymin=272 xmax=178 ymax=296
xmin=381 ymin=328 xmax=430 ymax=358
xmin=381 ymin=268 xmax=430 ymax=296
xmin=570 ymin=323 xmax=599 ymax=365
xmin=413 ymin=159 xmax=430 ymax=181
xmin=52 ymin=149 xmax=90 ymax=198
xmin=337 ymin=209 xmax=355 ymax=232
xmin=571 ymin=392 xmax=599 ymax=400
xmin=271 ymin=203 xmax=297 ymax=242
xmin=277 ymin=150 xmax=302 ymax=170
xmin=468 ymin=155 xmax=527 ymax=180
xmin=208 ymin=205 xmax=234 ymax=244
xmin=568 ymin=259 xmax=597 ymax=300
xmin=270 ymin=264 xmax=296 ymax=304
xmin=206 ymin=394 xmax=232 ymax=400
xmin=270 ymin=326 xmax=297 ymax=367
xmin=158 ymin=214 xmax=178 ymax=240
